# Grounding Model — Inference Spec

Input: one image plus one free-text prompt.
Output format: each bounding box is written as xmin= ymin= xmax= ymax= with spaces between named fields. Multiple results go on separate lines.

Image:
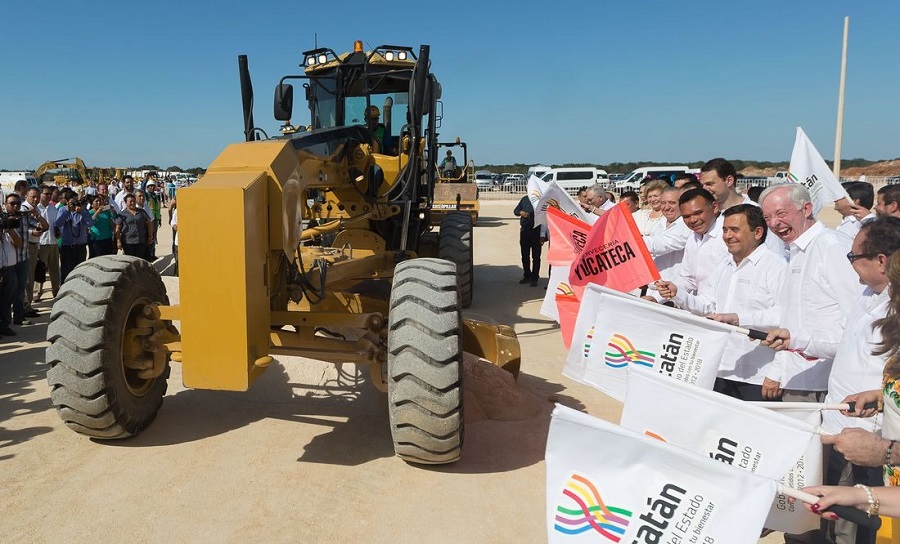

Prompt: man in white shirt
xmin=834 ymin=181 xmax=876 ymax=239
xmin=814 ymin=217 xmax=900 ymax=544
xmin=36 ymin=186 xmax=61 ymax=298
xmin=874 ymin=183 xmax=900 ymax=218
xmin=668 ymin=204 xmax=787 ymax=401
xmin=114 ymin=175 xmax=136 ymax=211
xmin=760 ymin=184 xmax=862 ymax=400
xmin=654 ymin=188 xmax=729 ymax=308
xmin=646 ymin=186 xmax=687 ymax=280
xmin=699 ymin=158 xmax=746 ymax=211
xmin=581 ymin=184 xmax=615 ymax=216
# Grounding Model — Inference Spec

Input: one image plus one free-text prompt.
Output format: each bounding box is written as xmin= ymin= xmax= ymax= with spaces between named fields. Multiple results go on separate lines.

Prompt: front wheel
xmin=387 ymin=258 xmax=463 ymax=464
xmin=46 ymin=256 xmax=171 ymax=439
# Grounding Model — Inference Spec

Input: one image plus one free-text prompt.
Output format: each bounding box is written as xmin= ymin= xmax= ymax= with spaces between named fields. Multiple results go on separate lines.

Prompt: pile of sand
xmin=462 ymin=352 xmax=545 ymax=423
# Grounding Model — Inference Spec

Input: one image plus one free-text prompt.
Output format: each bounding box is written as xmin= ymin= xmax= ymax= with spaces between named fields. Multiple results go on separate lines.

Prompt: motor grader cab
xmin=45 ymin=41 xmax=519 ymax=465
xmin=432 ymin=140 xmax=479 ymax=226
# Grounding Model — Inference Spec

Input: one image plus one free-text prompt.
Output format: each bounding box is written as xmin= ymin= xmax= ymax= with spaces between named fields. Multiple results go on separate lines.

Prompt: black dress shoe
xmin=0 ymin=328 xmax=17 ymax=336
xmin=518 ymin=277 xmax=530 ymax=284
xmin=24 ymin=309 xmax=39 ymax=318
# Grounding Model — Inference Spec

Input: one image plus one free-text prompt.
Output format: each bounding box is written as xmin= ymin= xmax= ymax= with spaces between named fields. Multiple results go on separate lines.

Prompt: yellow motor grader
xmin=45 ymin=41 xmax=519 ymax=465
xmin=432 ymin=139 xmax=479 ymax=227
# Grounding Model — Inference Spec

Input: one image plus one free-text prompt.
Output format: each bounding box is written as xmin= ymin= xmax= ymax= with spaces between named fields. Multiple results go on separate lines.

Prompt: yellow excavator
xmin=33 ymin=157 xmax=91 ymax=186
xmin=45 ymin=41 xmax=519 ymax=465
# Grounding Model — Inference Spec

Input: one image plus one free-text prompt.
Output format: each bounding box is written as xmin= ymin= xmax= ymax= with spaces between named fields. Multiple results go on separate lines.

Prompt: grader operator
xmin=45 ymin=41 xmax=519 ymax=465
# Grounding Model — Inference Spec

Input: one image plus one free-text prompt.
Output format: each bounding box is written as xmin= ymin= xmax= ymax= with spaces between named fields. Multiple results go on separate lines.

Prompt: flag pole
xmin=833 ymin=16 xmax=850 ymax=179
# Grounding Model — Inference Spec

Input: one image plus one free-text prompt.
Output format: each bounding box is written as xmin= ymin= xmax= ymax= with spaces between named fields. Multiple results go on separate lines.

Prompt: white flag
xmin=535 ymin=180 xmax=596 ymax=228
xmin=788 ymin=127 xmax=851 ymax=215
xmin=527 ymin=174 xmax=548 ymax=209
xmin=547 ymin=404 xmax=777 ymax=544
xmin=620 ymin=369 xmax=822 ymax=534
xmin=563 ymin=284 xmax=734 ymax=401
xmin=541 ymin=265 xmax=572 ymax=321
xmin=753 ymin=404 xmax=824 ymax=534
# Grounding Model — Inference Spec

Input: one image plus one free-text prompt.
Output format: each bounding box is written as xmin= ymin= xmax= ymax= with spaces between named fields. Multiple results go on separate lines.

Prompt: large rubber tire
xmin=46 ymin=255 xmax=171 ymax=439
xmin=387 ymin=258 xmax=464 ymax=464
xmin=438 ymin=211 xmax=473 ymax=308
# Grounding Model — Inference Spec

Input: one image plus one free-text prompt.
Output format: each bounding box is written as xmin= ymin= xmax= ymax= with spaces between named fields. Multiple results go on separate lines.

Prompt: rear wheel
xmin=438 ymin=211 xmax=473 ymax=308
xmin=387 ymin=258 xmax=463 ymax=464
xmin=46 ymin=256 xmax=171 ymax=439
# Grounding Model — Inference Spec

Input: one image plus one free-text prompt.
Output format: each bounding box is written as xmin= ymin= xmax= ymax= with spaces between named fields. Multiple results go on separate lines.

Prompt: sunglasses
xmin=846 ymin=252 xmax=877 ymax=263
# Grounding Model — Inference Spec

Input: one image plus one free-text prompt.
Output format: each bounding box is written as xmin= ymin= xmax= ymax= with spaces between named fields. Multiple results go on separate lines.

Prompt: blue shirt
xmin=55 ymin=208 xmax=94 ymax=246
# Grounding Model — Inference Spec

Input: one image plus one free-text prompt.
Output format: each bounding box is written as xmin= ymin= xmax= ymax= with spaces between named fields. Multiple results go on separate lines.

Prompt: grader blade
xmin=461 ymin=318 xmax=521 ymax=379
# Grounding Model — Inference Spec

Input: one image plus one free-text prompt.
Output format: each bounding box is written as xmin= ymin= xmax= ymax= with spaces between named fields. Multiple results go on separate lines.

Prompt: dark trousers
xmin=12 ymin=259 xmax=28 ymax=320
xmin=519 ymin=227 xmax=542 ymax=280
xmin=89 ymin=237 xmax=116 ymax=258
xmin=0 ymin=265 xmax=18 ymax=329
xmin=713 ymin=378 xmax=770 ymax=402
xmin=59 ymin=244 xmax=88 ymax=284
xmin=123 ymin=243 xmax=150 ymax=261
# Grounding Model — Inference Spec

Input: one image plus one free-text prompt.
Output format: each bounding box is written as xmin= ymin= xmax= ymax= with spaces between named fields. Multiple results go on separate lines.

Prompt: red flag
xmin=545 ymin=206 xmax=591 ymax=266
xmin=555 ymin=290 xmax=581 ymax=349
xmin=567 ymin=202 xmax=659 ymax=291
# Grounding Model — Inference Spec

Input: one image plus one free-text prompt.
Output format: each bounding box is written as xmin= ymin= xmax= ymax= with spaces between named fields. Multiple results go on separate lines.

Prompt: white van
xmin=0 ymin=172 xmax=38 ymax=198
xmin=527 ymin=164 xmax=551 ymax=180
xmin=541 ymin=167 xmax=609 ymax=196
xmin=614 ymin=166 xmax=690 ymax=190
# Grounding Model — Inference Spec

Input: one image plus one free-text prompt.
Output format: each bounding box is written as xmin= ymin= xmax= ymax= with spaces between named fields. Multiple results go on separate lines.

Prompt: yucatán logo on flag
xmin=604 ymin=334 xmax=655 ymax=368
xmin=554 ymin=473 xmax=632 ymax=540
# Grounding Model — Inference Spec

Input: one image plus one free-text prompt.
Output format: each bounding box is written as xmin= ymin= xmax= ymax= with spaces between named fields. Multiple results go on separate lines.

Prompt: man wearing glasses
xmin=1 ymin=194 xmax=24 ymax=336
xmin=813 ymin=216 xmax=900 ymax=544
xmin=36 ymin=186 xmax=61 ymax=298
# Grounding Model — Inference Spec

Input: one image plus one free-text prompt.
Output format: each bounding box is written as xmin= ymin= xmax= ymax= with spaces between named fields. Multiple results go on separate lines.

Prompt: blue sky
xmin=1 ymin=1 xmax=898 ymax=170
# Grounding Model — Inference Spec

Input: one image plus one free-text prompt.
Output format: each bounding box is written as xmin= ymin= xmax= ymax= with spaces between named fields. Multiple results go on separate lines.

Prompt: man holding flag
xmin=759 ymin=184 xmax=862 ymax=401
xmin=653 ymin=188 xmax=729 ymax=308
xmin=659 ymin=204 xmax=786 ymax=401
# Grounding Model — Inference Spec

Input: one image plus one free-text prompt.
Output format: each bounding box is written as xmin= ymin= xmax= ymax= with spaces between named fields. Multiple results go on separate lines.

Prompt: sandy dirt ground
xmin=0 ymin=201 xmax=844 ymax=543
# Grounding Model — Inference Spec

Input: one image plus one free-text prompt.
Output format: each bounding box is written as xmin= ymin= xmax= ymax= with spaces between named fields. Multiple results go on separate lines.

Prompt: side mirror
xmin=274 ymin=84 xmax=293 ymax=121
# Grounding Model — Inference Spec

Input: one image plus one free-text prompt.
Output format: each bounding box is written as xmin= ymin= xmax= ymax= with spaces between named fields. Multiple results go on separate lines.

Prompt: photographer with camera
xmin=88 ymin=194 xmax=116 ymax=257
xmin=1 ymin=194 xmax=24 ymax=336
xmin=54 ymin=189 xmax=94 ymax=284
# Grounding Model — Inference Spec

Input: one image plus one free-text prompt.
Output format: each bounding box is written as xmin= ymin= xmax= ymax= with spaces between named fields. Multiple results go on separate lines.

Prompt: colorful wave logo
xmin=583 ymin=325 xmax=594 ymax=359
xmin=604 ymin=334 xmax=655 ymax=368
xmin=556 ymin=282 xmax=574 ymax=297
xmin=554 ymin=473 xmax=632 ymax=540
xmin=787 ymin=171 xmax=799 ymax=183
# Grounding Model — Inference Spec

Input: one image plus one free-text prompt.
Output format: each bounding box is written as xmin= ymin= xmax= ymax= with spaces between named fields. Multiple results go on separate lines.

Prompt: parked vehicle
xmin=474 ymin=170 xmax=495 ymax=190
xmin=527 ymin=165 xmax=551 ymax=180
xmin=767 ymin=171 xmax=789 ymax=184
xmin=540 ymin=167 xmax=608 ymax=196
xmin=502 ymin=173 xmax=526 ymax=192
xmin=614 ymin=166 xmax=690 ymax=190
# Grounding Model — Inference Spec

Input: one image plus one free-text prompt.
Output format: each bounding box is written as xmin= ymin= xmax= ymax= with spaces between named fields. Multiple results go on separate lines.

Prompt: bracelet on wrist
xmin=854 ymin=484 xmax=880 ymax=517
xmin=887 ymin=440 xmax=896 ymax=466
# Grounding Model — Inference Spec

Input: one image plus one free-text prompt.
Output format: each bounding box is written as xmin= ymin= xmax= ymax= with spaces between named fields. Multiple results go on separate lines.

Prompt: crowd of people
xmin=0 ymin=174 xmax=177 ymax=339
xmin=522 ymin=158 xmax=900 ymax=541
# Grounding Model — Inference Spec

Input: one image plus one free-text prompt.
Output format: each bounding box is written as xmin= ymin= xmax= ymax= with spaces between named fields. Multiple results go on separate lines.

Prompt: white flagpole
xmin=833 ymin=16 xmax=849 ymax=179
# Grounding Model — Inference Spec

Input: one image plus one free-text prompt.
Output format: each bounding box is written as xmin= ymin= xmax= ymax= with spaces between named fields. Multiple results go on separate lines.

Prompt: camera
xmin=0 ymin=212 xmax=22 ymax=230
